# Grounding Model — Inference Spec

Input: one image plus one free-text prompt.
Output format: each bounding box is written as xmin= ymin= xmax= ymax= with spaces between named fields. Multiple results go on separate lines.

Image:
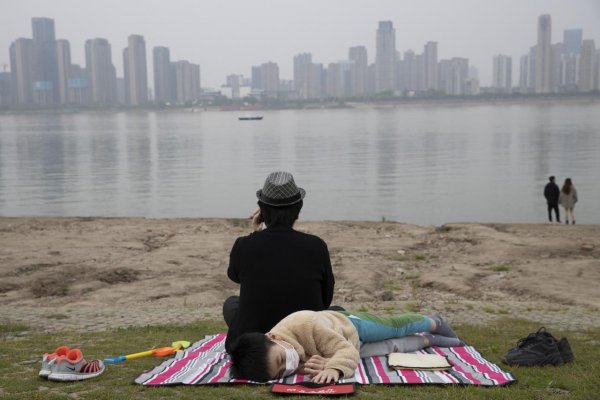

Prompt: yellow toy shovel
xmin=104 ymin=340 xmax=190 ymax=364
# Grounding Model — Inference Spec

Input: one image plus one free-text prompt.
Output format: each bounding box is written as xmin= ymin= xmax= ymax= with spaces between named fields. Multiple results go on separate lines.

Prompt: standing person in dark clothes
xmin=223 ymin=171 xmax=335 ymax=351
xmin=544 ymin=176 xmax=560 ymax=223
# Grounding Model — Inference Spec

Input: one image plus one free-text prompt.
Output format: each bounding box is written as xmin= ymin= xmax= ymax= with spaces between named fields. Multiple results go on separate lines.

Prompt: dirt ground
xmin=1 ymin=217 xmax=598 ymax=332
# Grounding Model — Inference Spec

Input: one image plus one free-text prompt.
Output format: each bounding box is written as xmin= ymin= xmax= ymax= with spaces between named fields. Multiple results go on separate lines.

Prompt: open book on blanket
xmin=388 ymin=352 xmax=452 ymax=371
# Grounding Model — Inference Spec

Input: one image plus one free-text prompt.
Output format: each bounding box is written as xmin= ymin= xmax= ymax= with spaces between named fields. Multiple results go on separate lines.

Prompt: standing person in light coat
xmin=559 ymin=178 xmax=578 ymax=224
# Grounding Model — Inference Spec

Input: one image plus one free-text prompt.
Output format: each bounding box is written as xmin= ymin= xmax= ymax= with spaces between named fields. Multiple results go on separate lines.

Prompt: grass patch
xmin=383 ymin=280 xmax=401 ymax=291
xmin=1 ymin=319 xmax=600 ymax=399
xmin=482 ymin=306 xmax=510 ymax=315
xmin=387 ymin=255 xmax=410 ymax=262
xmin=404 ymin=272 xmax=421 ymax=281
xmin=44 ymin=313 xmax=69 ymax=320
xmin=404 ymin=302 xmax=421 ymax=312
xmin=492 ymin=264 xmax=511 ymax=272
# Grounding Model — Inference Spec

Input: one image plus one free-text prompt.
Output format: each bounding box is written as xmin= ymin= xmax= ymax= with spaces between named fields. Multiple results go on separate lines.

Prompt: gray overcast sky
xmin=2 ymin=0 xmax=600 ymax=88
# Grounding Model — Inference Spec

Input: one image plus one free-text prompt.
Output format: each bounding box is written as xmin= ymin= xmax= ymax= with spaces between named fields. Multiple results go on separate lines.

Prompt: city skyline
xmin=1 ymin=0 xmax=600 ymax=88
xmin=3 ymin=11 xmax=600 ymax=108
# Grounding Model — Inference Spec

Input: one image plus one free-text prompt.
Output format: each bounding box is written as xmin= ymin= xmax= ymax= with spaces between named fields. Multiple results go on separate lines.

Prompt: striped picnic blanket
xmin=134 ymin=333 xmax=516 ymax=386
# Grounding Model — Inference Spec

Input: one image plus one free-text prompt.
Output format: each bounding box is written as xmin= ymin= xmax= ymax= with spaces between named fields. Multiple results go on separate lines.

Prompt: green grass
xmin=1 ymin=319 xmax=599 ymax=399
xmin=492 ymin=264 xmax=511 ymax=272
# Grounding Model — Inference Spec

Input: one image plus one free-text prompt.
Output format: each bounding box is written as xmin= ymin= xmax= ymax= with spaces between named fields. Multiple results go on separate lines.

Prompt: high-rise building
xmin=448 ymin=58 xmax=469 ymax=95
xmin=424 ymin=41 xmax=438 ymax=91
xmin=492 ymin=55 xmax=512 ymax=93
xmin=31 ymin=17 xmax=59 ymax=105
xmin=310 ymin=63 xmax=324 ymax=99
xmin=85 ymin=38 xmax=117 ymax=104
xmin=9 ymin=38 xmax=35 ymax=105
xmin=0 ymin=72 xmax=11 ymax=108
xmin=32 ymin=17 xmax=55 ymax=42
xmin=226 ymin=74 xmax=242 ymax=99
xmin=348 ymin=46 xmax=368 ymax=97
xmin=55 ymin=39 xmax=71 ymax=104
xmin=437 ymin=59 xmax=451 ymax=94
xmin=535 ymin=14 xmax=552 ymax=93
xmin=326 ymin=62 xmax=342 ymax=98
xmin=153 ymin=46 xmax=172 ymax=104
xmin=67 ymin=64 xmax=88 ymax=104
xmin=399 ymin=50 xmax=419 ymax=92
xmin=124 ymin=34 xmax=148 ymax=105
xmin=251 ymin=66 xmax=262 ymax=89
xmin=326 ymin=61 xmax=352 ymax=98
xmin=519 ymin=54 xmax=530 ymax=93
xmin=596 ymin=50 xmax=600 ymax=90
xmin=550 ymin=43 xmax=563 ymax=92
xmin=562 ymin=29 xmax=583 ymax=92
xmin=579 ymin=39 xmax=596 ymax=92
xmin=415 ymin=54 xmax=425 ymax=92
xmin=172 ymin=60 xmax=200 ymax=103
xmin=375 ymin=21 xmax=396 ymax=93
xmin=260 ymin=62 xmax=279 ymax=98
xmin=563 ymin=29 xmax=583 ymax=55
xmin=293 ymin=53 xmax=312 ymax=99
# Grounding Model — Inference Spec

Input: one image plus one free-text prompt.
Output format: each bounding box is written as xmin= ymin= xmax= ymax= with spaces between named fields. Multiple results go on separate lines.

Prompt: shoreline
xmin=2 ymin=93 xmax=599 ymax=115
xmin=1 ymin=217 xmax=598 ymax=332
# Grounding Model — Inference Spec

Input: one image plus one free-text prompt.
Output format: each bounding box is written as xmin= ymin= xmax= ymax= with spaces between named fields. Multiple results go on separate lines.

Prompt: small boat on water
xmin=238 ymin=116 xmax=263 ymax=121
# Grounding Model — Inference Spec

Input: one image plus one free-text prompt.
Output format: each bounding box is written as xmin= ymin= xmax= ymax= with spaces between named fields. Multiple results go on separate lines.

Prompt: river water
xmin=0 ymin=101 xmax=599 ymax=225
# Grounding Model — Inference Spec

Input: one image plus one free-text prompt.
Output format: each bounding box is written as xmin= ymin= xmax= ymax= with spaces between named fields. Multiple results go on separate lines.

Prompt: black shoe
xmin=502 ymin=327 xmax=563 ymax=366
xmin=557 ymin=337 xmax=574 ymax=363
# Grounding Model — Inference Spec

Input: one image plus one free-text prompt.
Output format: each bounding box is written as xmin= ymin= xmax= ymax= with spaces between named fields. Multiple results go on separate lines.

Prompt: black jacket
xmin=544 ymin=182 xmax=560 ymax=205
xmin=225 ymin=227 xmax=335 ymax=350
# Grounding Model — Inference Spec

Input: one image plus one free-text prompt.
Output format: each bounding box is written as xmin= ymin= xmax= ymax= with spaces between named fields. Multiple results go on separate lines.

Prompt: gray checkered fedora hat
xmin=256 ymin=171 xmax=306 ymax=206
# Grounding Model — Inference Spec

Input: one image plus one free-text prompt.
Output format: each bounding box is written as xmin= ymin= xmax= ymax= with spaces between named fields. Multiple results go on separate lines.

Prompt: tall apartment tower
xmin=492 ymin=55 xmax=512 ymax=93
xmin=85 ymin=38 xmax=117 ymax=103
xmin=563 ymin=29 xmax=583 ymax=91
xmin=579 ymin=39 xmax=596 ymax=92
xmin=535 ymin=14 xmax=552 ymax=93
xmin=375 ymin=21 xmax=396 ymax=93
xmin=293 ymin=53 xmax=312 ymax=99
xmin=596 ymin=50 xmax=600 ymax=90
xmin=55 ymin=39 xmax=71 ymax=104
xmin=400 ymin=50 xmax=419 ymax=92
xmin=448 ymin=58 xmax=469 ymax=95
xmin=348 ymin=46 xmax=368 ymax=97
xmin=172 ymin=60 xmax=200 ymax=104
xmin=550 ymin=43 xmax=563 ymax=92
xmin=310 ymin=63 xmax=324 ymax=99
xmin=261 ymin=62 xmax=279 ymax=98
xmin=563 ymin=29 xmax=583 ymax=55
xmin=153 ymin=46 xmax=172 ymax=103
xmin=125 ymin=34 xmax=148 ymax=105
xmin=519 ymin=54 xmax=530 ymax=93
xmin=424 ymin=41 xmax=438 ymax=91
xmin=31 ymin=17 xmax=59 ymax=104
xmin=9 ymin=38 xmax=36 ymax=105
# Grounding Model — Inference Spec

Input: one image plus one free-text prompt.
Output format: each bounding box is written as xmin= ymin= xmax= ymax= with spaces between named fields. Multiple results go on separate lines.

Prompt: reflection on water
xmin=0 ymin=102 xmax=599 ymax=225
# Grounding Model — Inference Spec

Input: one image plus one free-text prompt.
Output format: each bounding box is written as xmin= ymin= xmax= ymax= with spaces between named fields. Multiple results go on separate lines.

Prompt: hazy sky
xmin=2 ymin=0 xmax=600 ymax=88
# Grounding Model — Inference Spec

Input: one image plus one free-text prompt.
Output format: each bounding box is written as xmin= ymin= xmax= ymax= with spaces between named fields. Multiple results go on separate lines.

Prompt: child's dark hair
xmin=229 ymin=332 xmax=276 ymax=382
xmin=258 ymin=200 xmax=303 ymax=228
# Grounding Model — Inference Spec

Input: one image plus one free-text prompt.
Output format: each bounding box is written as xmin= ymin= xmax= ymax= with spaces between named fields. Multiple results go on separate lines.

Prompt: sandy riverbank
xmin=0 ymin=217 xmax=598 ymax=332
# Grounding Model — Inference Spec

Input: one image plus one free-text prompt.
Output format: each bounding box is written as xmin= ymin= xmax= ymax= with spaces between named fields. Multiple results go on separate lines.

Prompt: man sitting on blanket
xmin=229 ymin=309 xmax=462 ymax=383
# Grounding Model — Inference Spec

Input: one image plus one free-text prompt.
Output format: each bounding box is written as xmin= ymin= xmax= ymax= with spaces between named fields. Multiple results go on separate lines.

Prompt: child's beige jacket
xmin=269 ymin=310 xmax=360 ymax=378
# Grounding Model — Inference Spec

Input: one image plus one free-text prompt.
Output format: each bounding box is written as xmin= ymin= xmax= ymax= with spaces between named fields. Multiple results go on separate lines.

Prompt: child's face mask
xmin=276 ymin=340 xmax=299 ymax=377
